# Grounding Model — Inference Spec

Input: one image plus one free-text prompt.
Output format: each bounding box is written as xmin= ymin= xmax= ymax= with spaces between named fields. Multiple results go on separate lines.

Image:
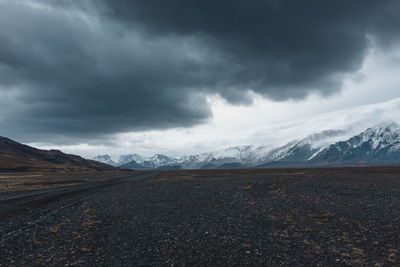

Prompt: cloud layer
xmin=0 ymin=0 xmax=399 ymax=142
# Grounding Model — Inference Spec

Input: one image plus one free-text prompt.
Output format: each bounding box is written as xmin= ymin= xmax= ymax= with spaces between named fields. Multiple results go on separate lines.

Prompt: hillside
xmin=0 ymin=136 xmax=116 ymax=172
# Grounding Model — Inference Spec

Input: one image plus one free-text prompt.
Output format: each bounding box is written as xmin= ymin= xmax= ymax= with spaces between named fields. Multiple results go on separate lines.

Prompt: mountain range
xmin=93 ymin=122 xmax=400 ymax=169
xmin=310 ymin=122 xmax=400 ymax=166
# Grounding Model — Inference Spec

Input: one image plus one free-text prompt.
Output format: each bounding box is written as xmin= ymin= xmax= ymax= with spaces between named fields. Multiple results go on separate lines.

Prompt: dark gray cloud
xmin=104 ymin=0 xmax=400 ymax=98
xmin=0 ymin=0 xmax=399 ymax=142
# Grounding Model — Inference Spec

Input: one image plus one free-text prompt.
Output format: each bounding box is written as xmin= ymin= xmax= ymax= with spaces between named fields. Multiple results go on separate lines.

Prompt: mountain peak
xmin=369 ymin=121 xmax=400 ymax=132
xmin=92 ymin=154 xmax=117 ymax=166
xmin=357 ymin=121 xmax=400 ymax=148
xmin=117 ymin=154 xmax=144 ymax=166
xmin=311 ymin=122 xmax=400 ymax=165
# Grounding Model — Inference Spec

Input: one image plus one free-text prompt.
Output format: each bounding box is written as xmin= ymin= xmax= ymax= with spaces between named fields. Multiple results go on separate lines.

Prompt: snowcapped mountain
xmin=346 ymin=122 xmax=400 ymax=151
xmin=117 ymin=154 xmax=144 ymax=166
xmin=141 ymin=154 xmax=177 ymax=168
xmin=103 ymin=130 xmax=348 ymax=169
xmin=92 ymin=154 xmax=117 ymax=166
xmin=94 ymin=122 xmax=400 ymax=169
xmin=209 ymin=145 xmax=254 ymax=161
xmin=259 ymin=129 xmax=345 ymax=163
xmin=312 ymin=122 xmax=400 ymax=165
xmin=113 ymin=146 xmax=259 ymax=169
xmin=177 ymin=145 xmax=256 ymax=169
xmin=93 ymin=154 xmax=146 ymax=167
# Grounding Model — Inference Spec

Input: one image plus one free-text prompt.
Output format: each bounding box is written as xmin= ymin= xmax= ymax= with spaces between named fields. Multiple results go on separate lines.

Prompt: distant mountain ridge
xmin=93 ymin=122 xmax=400 ymax=169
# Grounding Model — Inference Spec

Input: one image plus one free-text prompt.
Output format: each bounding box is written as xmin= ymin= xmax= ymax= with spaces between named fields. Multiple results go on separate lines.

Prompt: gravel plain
xmin=1 ymin=167 xmax=400 ymax=266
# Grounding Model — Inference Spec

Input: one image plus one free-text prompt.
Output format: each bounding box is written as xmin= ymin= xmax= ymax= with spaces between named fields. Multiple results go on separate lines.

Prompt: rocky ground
xmin=1 ymin=167 xmax=400 ymax=266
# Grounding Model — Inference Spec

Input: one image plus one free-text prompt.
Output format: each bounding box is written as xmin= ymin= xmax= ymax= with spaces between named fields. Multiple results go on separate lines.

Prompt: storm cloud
xmin=0 ymin=0 xmax=399 ymax=142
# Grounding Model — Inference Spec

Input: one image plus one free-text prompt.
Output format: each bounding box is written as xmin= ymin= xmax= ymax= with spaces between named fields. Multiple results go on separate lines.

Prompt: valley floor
xmin=1 ymin=167 xmax=400 ymax=265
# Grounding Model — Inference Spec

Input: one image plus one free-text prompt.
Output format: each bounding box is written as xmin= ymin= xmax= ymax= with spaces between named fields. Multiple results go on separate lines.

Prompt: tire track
xmin=0 ymin=172 xmax=159 ymax=244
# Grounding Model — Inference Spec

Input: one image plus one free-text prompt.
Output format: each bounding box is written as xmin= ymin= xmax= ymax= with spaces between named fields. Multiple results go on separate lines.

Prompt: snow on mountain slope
xmin=99 ymin=122 xmax=400 ymax=169
xmin=347 ymin=122 xmax=400 ymax=150
xmin=176 ymin=131 xmax=344 ymax=168
xmin=211 ymin=145 xmax=254 ymax=160
xmin=312 ymin=122 xmax=400 ymax=164
xmin=148 ymin=154 xmax=176 ymax=167
xmin=117 ymin=154 xmax=144 ymax=166
xmin=175 ymin=145 xmax=255 ymax=169
xmin=256 ymin=129 xmax=345 ymax=163
xmin=236 ymin=97 xmax=400 ymax=152
xmin=113 ymin=129 xmax=347 ymax=168
xmin=92 ymin=154 xmax=117 ymax=166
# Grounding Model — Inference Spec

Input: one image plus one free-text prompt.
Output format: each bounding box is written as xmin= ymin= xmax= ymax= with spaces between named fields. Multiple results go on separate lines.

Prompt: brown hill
xmin=0 ymin=136 xmax=116 ymax=172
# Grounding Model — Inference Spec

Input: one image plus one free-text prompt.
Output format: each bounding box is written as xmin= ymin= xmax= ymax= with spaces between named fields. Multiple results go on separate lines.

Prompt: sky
xmin=1 ymin=0 xmax=400 ymax=159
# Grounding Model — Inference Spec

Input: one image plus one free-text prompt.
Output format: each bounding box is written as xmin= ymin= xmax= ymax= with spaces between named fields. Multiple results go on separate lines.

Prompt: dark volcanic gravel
xmin=1 ymin=167 xmax=400 ymax=266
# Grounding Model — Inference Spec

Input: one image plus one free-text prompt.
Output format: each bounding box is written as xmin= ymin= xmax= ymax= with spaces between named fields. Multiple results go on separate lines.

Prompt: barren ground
xmin=1 ymin=167 xmax=400 ymax=266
